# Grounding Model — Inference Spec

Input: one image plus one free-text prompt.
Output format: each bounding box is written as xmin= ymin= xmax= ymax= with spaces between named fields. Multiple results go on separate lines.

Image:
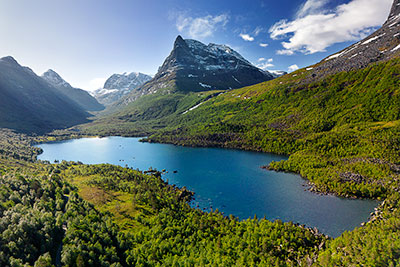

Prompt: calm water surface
xmin=37 ymin=137 xmax=378 ymax=237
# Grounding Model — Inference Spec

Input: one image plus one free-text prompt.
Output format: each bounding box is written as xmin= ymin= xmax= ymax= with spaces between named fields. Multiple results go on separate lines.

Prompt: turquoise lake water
xmin=37 ymin=136 xmax=378 ymax=237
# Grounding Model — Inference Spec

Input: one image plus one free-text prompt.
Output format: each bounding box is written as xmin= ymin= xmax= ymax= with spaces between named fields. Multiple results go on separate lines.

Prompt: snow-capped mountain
xmin=93 ymin=72 xmax=152 ymax=106
xmin=310 ymin=0 xmax=400 ymax=78
xmin=42 ymin=69 xmax=104 ymax=112
xmin=121 ymin=36 xmax=274 ymax=104
xmin=42 ymin=69 xmax=70 ymax=88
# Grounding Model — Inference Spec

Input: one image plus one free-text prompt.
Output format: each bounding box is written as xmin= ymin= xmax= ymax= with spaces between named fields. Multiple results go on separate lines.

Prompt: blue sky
xmin=0 ymin=0 xmax=393 ymax=91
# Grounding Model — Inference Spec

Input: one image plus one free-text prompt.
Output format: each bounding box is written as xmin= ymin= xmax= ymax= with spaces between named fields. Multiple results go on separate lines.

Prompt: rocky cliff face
xmin=310 ymin=0 xmax=400 ymax=77
xmin=42 ymin=69 xmax=104 ymax=112
xmin=93 ymin=72 xmax=151 ymax=106
xmin=121 ymin=36 xmax=273 ymax=104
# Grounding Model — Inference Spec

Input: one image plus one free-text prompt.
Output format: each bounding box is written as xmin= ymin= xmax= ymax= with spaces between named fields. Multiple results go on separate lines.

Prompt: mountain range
xmin=0 ymin=57 xmax=90 ymax=133
xmin=93 ymin=72 xmax=152 ymax=106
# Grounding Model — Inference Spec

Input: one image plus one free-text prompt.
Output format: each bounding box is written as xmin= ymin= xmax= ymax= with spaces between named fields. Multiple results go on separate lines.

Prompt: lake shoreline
xmin=36 ymin=136 xmax=379 ymax=238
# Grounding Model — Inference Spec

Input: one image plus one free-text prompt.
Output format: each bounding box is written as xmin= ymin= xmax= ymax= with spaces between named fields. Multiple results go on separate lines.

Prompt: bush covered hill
xmin=0 ymin=130 xmax=330 ymax=266
xmin=1 ymin=129 xmax=399 ymax=266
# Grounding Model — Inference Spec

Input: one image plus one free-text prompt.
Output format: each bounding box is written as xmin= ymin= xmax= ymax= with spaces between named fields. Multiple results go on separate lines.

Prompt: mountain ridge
xmin=0 ymin=56 xmax=89 ymax=133
xmin=42 ymin=69 xmax=104 ymax=112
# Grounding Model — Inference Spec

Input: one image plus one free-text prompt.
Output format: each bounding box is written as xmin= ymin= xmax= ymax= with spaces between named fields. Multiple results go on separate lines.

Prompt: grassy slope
xmin=80 ymin=90 xmax=223 ymax=137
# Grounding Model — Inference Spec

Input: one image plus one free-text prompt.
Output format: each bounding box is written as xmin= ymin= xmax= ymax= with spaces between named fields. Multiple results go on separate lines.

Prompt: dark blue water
xmin=37 ymin=136 xmax=378 ymax=237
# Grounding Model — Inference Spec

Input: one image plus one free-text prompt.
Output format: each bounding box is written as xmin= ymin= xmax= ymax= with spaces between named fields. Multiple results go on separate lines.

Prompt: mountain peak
xmin=174 ymin=35 xmax=185 ymax=44
xmin=121 ymin=36 xmax=274 ymax=103
xmin=158 ymin=37 xmax=265 ymax=77
xmin=42 ymin=69 xmax=70 ymax=88
xmin=0 ymin=56 xmax=19 ymax=65
xmin=384 ymin=0 xmax=400 ymax=27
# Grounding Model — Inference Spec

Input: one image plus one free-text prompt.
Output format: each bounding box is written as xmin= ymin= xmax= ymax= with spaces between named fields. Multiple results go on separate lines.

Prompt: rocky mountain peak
xmin=41 ymin=69 xmax=104 ymax=112
xmin=0 ymin=56 xmax=19 ymax=65
xmin=385 ymin=0 xmax=400 ymax=26
xmin=174 ymin=35 xmax=187 ymax=48
xmin=42 ymin=69 xmax=70 ymax=87
xmin=119 ymin=36 xmax=274 ymax=105
xmin=156 ymin=36 xmax=272 ymax=81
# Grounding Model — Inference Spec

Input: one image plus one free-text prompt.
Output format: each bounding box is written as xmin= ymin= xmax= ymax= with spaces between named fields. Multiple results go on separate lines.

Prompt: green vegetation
xmin=72 ymin=58 xmax=400 ymax=265
xmin=0 ymin=134 xmax=326 ymax=266
xmin=80 ymin=90 xmax=224 ymax=137
xmin=1 ymin=58 xmax=400 ymax=265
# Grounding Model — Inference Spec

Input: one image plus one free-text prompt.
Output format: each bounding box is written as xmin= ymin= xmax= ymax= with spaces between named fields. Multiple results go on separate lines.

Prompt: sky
xmin=0 ymin=0 xmax=393 ymax=91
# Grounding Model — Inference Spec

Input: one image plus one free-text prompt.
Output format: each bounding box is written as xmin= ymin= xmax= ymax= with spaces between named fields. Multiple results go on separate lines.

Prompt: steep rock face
xmin=42 ymin=69 xmax=104 ymax=112
xmin=0 ymin=57 xmax=89 ymax=133
xmin=311 ymin=0 xmax=400 ymax=77
xmin=93 ymin=72 xmax=151 ymax=106
xmin=122 ymin=36 xmax=273 ymax=104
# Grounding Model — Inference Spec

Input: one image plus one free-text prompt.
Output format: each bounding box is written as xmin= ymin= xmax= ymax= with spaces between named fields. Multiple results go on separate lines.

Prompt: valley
xmin=0 ymin=0 xmax=400 ymax=265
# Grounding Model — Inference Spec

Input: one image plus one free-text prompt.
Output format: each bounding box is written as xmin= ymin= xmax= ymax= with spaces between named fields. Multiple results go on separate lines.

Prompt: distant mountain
xmin=0 ymin=56 xmax=89 ymax=134
xmin=121 ymin=36 xmax=274 ymax=104
xmin=93 ymin=72 xmax=152 ymax=106
xmin=42 ymin=69 xmax=104 ymax=112
xmin=310 ymin=0 xmax=400 ymax=78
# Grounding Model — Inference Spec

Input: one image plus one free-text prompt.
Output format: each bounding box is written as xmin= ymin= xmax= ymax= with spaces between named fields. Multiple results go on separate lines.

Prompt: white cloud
xmin=256 ymin=58 xmax=274 ymax=70
xmin=253 ymin=26 xmax=264 ymax=36
xmin=288 ymin=64 xmax=299 ymax=72
xmin=87 ymin=77 xmax=107 ymax=91
xmin=296 ymin=0 xmax=329 ymax=18
xmin=240 ymin=33 xmax=255 ymax=41
xmin=176 ymin=14 xmax=229 ymax=39
xmin=259 ymin=43 xmax=269 ymax=47
xmin=257 ymin=62 xmax=274 ymax=70
xmin=277 ymin=49 xmax=294 ymax=55
xmin=258 ymin=58 xmax=273 ymax=62
xmin=269 ymin=0 xmax=392 ymax=55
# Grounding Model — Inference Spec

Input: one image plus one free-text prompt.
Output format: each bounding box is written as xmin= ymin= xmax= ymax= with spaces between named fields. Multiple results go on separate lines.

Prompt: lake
xmin=37 ymin=136 xmax=378 ymax=237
